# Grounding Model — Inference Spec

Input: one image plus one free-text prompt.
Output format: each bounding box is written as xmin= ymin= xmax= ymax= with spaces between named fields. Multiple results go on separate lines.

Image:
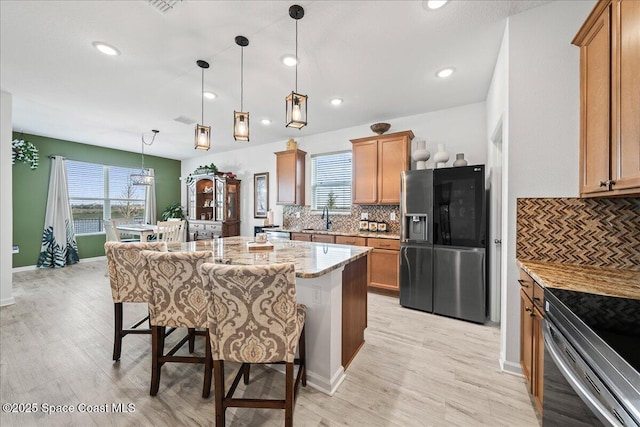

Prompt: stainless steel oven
xmin=543 ymin=288 xmax=640 ymax=426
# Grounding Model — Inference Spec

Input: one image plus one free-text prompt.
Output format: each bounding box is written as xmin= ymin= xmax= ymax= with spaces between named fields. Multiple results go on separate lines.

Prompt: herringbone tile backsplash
xmin=517 ymin=198 xmax=640 ymax=271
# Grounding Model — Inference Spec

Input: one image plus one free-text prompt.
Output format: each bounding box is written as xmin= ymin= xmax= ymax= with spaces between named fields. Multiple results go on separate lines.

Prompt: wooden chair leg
xmin=299 ymin=326 xmax=307 ymax=387
xmin=214 ymin=360 xmax=225 ymax=427
xmin=150 ymin=325 xmax=164 ymax=396
xmin=188 ymin=328 xmax=196 ymax=353
xmin=113 ymin=303 xmax=123 ymax=361
xmin=243 ymin=364 xmax=250 ymax=385
xmin=202 ymin=333 xmax=212 ymax=398
xmin=285 ymin=362 xmax=294 ymax=427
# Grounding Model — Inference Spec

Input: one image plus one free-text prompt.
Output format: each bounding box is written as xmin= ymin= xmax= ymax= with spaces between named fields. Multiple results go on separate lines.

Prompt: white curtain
xmin=144 ymin=168 xmax=156 ymax=224
xmin=37 ymin=156 xmax=79 ymax=268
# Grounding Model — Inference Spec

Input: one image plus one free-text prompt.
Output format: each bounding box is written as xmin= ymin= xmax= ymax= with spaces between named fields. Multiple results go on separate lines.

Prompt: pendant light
xmin=285 ymin=4 xmax=307 ymax=129
xmin=195 ymin=59 xmax=211 ymax=150
xmin=131 ymin=129 xmax=158 ymax=186
xmin=233 ymin=36 xmax=250 ymax=141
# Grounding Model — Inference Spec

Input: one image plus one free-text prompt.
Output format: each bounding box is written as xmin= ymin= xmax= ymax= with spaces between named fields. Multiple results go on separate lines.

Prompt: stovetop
xmin=546 ymin=287 xmax=640 ymax=371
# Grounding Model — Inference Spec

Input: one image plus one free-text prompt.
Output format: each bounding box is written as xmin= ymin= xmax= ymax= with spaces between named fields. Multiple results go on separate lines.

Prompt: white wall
xmin=1 ymin=90 xmax=15 ymax=306
xmin=497 ymin=0 xmax=595 ymax=373
xmin=182 ymin=102 xmax=487 ymax=237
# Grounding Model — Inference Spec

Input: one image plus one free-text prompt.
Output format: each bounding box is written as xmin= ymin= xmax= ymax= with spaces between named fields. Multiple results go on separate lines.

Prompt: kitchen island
xmin=167 ymin=236 xmax=372 ymax=395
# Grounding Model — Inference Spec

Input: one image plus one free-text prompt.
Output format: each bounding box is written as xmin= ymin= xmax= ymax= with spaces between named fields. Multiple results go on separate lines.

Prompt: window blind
xmin=311 ymin=151 xmax=352 ymax=209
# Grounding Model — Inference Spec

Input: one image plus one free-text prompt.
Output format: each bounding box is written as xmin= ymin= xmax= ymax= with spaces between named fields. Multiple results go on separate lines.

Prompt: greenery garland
xmin=12 ymin=138 xmax=39 ymax=170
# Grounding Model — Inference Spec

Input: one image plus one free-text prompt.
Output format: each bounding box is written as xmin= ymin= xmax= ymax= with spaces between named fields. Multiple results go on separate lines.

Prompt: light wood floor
xmin=1 ymin=260 xmax=539 ymax=426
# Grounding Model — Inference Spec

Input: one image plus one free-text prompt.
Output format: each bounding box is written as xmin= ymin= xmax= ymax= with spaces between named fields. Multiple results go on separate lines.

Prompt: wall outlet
xmin=390 ymin=212 xmax=396 ymax=221
xmin=295 ymin=212 xmax=301 ymax=218
xmin=360 ymin=212 xmax=368 ymax=220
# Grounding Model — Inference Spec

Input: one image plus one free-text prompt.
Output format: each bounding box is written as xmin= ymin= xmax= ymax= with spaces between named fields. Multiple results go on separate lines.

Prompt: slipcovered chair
xmin=199 ymin=262 xmax=307 ymax=427
xmin=156 ymin=220 xmax=185 ymax=243
xmin=141 ymin=250 xmax=214 ymax=398
xmin=104 ymin=241 xmax=167 ymax=361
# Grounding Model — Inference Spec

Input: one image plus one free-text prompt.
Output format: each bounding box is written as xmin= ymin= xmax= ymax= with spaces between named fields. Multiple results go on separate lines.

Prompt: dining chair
xmin=104 ymin=241 xmax=167 ymax=361
xmin=141 ymin=250 xmax=214 ymax=398
xmin=104 ymin=219 xmax=140 ymax=242
xmin=156 ymin=220 xmax=185 ymax=243
xmin=199 ymin=262 xmax=307 ymax=427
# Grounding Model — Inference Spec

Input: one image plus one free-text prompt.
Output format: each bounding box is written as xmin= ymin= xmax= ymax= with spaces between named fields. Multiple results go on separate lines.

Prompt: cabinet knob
xmin=599 ymin=180 xmax=608 ymax=187
xmin=609 ymin=180 xmax=616 ymax=187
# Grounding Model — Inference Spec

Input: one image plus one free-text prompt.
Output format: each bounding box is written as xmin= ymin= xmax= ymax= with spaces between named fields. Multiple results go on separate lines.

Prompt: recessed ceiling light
xmin=330 ymin=98 xmax=343 ymax=106
xmin=436 ymin=67 xmax=455 ymax=78
xmin=424 ymin=0 xmax=449 ymax=10
xmin=261 ymin=119 xmax=272 ymax=125
xmin=203 ymin=91 xmax=217 ymax=100
xmin=92 ymin=41 xmax=120 ymax=56
xmin=281 ymin=54 xmax=298 ymax=67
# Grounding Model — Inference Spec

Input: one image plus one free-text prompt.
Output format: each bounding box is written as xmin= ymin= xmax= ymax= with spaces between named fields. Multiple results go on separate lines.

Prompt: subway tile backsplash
xmin=283 ymin=205 xmax=401 ymax=235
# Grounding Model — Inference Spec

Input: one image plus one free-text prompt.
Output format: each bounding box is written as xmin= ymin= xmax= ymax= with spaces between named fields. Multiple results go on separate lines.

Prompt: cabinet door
xmin=312 ymin=234 xmax=335 ymax=243
xmin=378 ymin=136 xmax=409 ymax=204
xmin=335 ymin=236 xmax=367 ymax=246
xmin=579 ymin=5 xmax=612 ymax=196
xmin=276 ymin=151 xmax=297 ymax=204
xmin=613 ymin=0 xmax=640 ymax=192
xmin=520 ymin=289 xmax=534 ymax=389
xmin=226 ymin=181 xmax=239 ymax=221
xmin=352 ymin=140 xmax=378 ymax=204
xmin=532 ymin=306 xmax=544 ymax=414
xmin=187 ymin=182 xmax=196 ymax=220
xmin=369 ymin=248 xmax=399 ymax=291
xmin=291 ymin=232 xmax=311 ymax=241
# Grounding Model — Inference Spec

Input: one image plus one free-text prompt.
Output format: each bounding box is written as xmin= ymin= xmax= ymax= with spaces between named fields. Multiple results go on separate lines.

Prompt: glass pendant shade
xmin=285 ymin=92 xmax=307 ymax=129
xmin=233 ymin=111 xmax=250 ymax=141
xmin=194 ymin=124 xmax=211 ymax=150
xmin=131 ymin=170 xmax=153 ymax=186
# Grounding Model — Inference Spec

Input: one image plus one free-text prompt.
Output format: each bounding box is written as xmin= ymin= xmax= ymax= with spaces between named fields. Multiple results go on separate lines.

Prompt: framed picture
xmin=254 ymin=172 xmax=269 ymax=218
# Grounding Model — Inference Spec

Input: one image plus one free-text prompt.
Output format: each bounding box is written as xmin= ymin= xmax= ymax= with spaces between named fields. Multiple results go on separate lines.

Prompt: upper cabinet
xmin=275 ymin=148 xmax=306 ymax=205
xmin=351 ymin=130 xmax=414 ymax=204
xmin=572 ymin=0 xmax=640 ymax=197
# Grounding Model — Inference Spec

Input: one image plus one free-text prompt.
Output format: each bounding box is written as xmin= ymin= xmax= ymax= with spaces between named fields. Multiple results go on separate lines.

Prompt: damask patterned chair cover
xmin=142 ymin=250 xmax=213 ymax=398
xmin=199 ymin=262 xmax=307 ymax=427
xmin=104 ymin=241 xmax=167 ymax=361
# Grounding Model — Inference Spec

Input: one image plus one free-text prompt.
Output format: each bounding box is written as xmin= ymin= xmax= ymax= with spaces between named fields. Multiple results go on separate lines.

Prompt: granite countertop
xmin=274 ymin=228 xmax=400 ymax=240
xmin=518 ymin=260 xmax=640 ymax=300
xmin=167 ymin=236 xmax=373 ymax=279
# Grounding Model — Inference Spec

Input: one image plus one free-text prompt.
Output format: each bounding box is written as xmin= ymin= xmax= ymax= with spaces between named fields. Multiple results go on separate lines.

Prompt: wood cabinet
xmin=367 ymin=237 xmax=401 ymax=293
xmin=312 ymin=234 xmax=335 ymax=244
xmin=275 ymin=149 xmax=306 ymax=205
xmin=186 ymin=175 xmax=241 ymax=240
xmin=573 ymin=0 xmax=640 ymax=197
xmin=290 ymin=232 xmax=311 ymax=241
xmin=335 ymin=236 xmax=367 ymax=246
xmin=519 ymin=269 xmax=544 ymax=414
xmin=350 ymin=131 xmax=414 ymax=204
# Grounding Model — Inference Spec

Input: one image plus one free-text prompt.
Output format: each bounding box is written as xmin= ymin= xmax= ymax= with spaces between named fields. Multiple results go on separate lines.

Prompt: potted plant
xmin=161 ymin=201 xmax=185 ymax=221
xmin=12 ymin=138 xmax=39 ymax=170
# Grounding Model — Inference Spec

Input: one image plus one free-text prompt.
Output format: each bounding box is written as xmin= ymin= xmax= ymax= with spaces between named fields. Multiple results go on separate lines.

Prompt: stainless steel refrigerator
xmin=400 ymin=166 xmax=487 ymax=323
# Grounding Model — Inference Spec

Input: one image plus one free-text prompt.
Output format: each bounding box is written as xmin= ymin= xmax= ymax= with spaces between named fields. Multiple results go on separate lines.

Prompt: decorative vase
xmin=453 ymin=153 xmax=468 ymax=167
xmin=411 ymin=140 xmax=430 ymax=170
xmin=286 ymin=138 xmax=297 ymax=150
xmin=433 ymin=144 xmax=449 ymax=168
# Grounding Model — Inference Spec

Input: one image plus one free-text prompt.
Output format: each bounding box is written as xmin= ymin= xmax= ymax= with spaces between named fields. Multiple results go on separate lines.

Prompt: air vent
xmin=174 ymin=115 xmax=196 ymax=125
xmin=148 ymin=0 xmax=181 ymax=13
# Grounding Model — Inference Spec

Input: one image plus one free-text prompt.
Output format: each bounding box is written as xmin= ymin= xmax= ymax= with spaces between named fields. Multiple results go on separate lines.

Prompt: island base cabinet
xmin=342 ymin=255 xmax=368 ymax=369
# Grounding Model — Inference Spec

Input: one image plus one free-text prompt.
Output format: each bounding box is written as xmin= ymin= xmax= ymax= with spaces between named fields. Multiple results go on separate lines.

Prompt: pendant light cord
xmin=240 ymin=46 xmax=244 ymax=111
xmin=201 ymin=67 xmax=204 ymax=124
xmin=140 ymin=131 xmax=157 ymax=170
xmin=295 ymin=18 xmax=298 ymax=92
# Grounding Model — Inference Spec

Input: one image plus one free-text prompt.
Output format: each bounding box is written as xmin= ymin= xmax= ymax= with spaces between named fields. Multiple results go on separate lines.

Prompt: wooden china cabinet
xmin=186 ymin=174 xmax=241 ymax=240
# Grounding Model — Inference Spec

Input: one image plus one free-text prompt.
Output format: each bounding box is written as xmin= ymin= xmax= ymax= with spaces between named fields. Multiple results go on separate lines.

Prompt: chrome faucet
xmin=321 ymin=205 xmax=332 ymax=230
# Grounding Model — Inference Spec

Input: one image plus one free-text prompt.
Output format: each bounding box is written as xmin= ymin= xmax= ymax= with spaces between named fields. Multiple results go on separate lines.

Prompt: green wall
xmin=12 ymin=132 xmax=181 ymax=267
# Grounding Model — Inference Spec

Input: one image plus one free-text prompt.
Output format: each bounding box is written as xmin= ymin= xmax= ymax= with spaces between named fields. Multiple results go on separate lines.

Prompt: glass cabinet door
xmin=187 ymin=182 xmax=196 ymax=220
xmin=227 ymin=183 xmax=238 ymax=221
xmin=215 ymin=178 xmax=225 ymax=221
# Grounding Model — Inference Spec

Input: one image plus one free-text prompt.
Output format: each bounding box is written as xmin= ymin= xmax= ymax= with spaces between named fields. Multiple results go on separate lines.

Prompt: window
xmin=311 ymin=151 xmax=352 ymax=211
xmin=66 ymin=160 xmax=146 ymax=235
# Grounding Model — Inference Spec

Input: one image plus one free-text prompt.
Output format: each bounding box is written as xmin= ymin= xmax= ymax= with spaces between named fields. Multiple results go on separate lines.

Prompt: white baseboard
xmin=12 ymin=255 xmax=107 ymax=273
xmin=0 ymin=297 xmax=16 ymax=307
xmin=500 ymin=358 xmax=523 ymax=376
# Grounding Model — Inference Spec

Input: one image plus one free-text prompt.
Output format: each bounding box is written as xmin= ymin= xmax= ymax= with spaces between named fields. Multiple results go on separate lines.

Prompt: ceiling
xmin=0 ymin=0 xmax=550 ymax=160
